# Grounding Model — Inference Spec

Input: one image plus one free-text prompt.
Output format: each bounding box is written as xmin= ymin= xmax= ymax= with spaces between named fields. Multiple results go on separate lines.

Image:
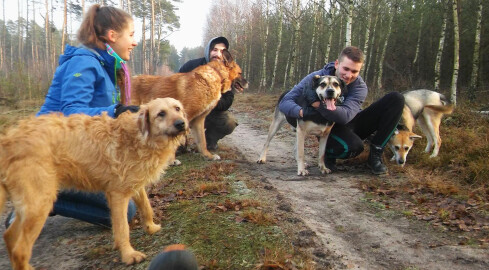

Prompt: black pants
xmin=204 ymin=110 xmax=238 ymax=145
xmin=326 ymin=92 xmax=404 ymax=159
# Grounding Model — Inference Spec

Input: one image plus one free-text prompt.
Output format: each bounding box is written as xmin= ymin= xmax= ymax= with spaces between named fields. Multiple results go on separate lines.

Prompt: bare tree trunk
xmin=45 ymin=0 xmax=51 ymax=76
xmin=307 ymin=1 xmax=319 ymax=73
xmin=469 ymin=0 xmax=482 ymax=93
xmin=259 ymin=0 xmax=269 ymax=90
xmin=361 ymin=0 xmax=373 ymax=78
xmin=149 ymin=0 xmax=155 ymax=74
xmin=434 ymin=3 xmax=448 ymax=91
xmin=375 ymin=3 xmax=395 ymax=91
xmin=450 ymin=0 xmax=459 ymax=105
xmin=1 ymin=0 xmax=5 ymax=71
xmin=82 ymin=0 xmax=85 ymax=17
xmin=61 ymin=0 xmax=67 ymax=54
xmin=269 ymin=1 xmax=283 ymax=91
xmin=412 ymin=0 xmax=424 ymax=68
xmin=288 ymin=0 xmax=301 ymax=86
xmin=345 ymin=0 xmax=353 ymax=47
xmin=324 ymin=0 xmax=336 ymax=65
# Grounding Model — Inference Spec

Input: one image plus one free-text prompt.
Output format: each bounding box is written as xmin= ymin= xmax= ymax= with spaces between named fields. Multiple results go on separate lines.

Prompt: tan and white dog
xmin=389 ymin=89 xmax=454 ymax=166
xmin=257 ymin=75 xmax=345 ymax=176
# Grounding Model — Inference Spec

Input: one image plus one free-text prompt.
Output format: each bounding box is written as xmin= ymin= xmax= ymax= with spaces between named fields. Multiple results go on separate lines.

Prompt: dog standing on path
xmin=257 ymin=75 xmax=345 ymax=176
xmin=0 ymin=98 xmax=188 ymax=269
xmin=388 ymin=89 xmax=454 ymax=166
xmin=131 ymin=50 xmax=248 ymax=161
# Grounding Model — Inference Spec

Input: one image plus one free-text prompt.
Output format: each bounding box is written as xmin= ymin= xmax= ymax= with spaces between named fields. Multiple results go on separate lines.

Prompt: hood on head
xmin=204 ymin=36 xmax=229 ymax=63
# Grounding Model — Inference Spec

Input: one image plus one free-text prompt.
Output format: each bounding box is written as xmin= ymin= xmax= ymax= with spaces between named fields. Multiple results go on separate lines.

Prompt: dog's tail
xmin=424 ymin=104 xmax=454 ymax=115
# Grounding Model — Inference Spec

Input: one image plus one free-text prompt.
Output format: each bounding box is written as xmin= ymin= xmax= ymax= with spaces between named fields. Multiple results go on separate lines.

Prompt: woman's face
xmin=107 ymin=20 xmax=137 ymax=61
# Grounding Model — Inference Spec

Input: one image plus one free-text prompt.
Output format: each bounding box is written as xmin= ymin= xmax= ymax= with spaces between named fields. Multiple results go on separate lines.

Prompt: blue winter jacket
xmin=278 ymin=62 xmax=368 ymax=125
xmin=37 ymin=44 xmax=120 ymax=117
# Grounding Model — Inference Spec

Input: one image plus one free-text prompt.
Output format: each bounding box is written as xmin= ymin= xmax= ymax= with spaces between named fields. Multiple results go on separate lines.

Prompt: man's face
xmin=334 ymin=56 xmax=363 ymax=85
xmin=209 ymin=43 xmax=227 ymax=61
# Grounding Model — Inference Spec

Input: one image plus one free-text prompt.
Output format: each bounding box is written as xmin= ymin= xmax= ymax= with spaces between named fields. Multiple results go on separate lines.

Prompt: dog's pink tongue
xmin=325 ymin=99 xmax=336 ymax=110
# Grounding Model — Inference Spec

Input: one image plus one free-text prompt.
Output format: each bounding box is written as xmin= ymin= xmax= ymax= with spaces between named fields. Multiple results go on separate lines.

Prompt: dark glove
xmin=114 ymin=104 xmax=140 ymax=118
xmin=302 ymin=106 xmax=318 ymax=118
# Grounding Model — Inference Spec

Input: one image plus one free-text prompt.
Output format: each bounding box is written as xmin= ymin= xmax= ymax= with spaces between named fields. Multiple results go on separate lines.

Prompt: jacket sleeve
xmin=59 ymin=56 xmax=117 ymax=117
xmin=278 ymin=72 xmax=318 ymax=118
xmin=314 ymin=78 xmax=368 ymax=125
xmin=212 ymin=91 xmax=234 ymax=112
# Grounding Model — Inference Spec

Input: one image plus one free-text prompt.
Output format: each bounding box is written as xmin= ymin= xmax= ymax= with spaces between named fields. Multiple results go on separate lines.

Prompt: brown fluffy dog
xmin=131 ymin=50 xmax=247 ymax=161
xmin=0 ymin=98 xmax=188 ymax=269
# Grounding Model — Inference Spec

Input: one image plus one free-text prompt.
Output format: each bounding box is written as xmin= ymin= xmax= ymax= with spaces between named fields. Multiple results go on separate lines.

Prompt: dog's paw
xmin=144 ymin=223 xmax=161 ymax=234
xmin=170 ymin=159 xmax=182 ymax=166
xmin=212 ymin=154 xmax=221 ymax=160
xmin=257 ymin=158 xmax=266 ymax=164
xmin=319 ymin=165 xmax=332 ymax=174
xmin=297 ymin=169 xmax=309 ymax=176
xmin=122 ymin=250 xmax=147 ymax=265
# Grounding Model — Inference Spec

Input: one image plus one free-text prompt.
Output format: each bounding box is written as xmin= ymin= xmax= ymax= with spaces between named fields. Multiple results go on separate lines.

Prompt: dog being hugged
xmin=257 ymin=75 xmax=346 ymax=176
xmin=388 ymin=89 xmax=454 ymax=166
xmin=0 ymin=98 xmax=188 ymax=269
xmin=131 ymin=50 xmax=248 ymax=161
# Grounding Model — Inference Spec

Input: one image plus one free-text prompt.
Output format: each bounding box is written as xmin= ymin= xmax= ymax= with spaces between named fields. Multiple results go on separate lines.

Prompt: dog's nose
xmin=174 ymin=120 xmax=186 ymax=131
xmin=326 ymin=88 xmax=336 ymax=98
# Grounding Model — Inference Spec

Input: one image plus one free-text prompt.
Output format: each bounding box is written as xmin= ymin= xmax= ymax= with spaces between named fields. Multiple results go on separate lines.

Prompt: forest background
xmin=0 ymin=0 xmax=488 ymax=108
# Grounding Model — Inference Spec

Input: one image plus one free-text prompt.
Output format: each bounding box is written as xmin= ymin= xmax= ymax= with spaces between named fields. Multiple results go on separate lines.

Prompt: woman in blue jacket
xmin=6 ymin=4 xmax=140 ymax=229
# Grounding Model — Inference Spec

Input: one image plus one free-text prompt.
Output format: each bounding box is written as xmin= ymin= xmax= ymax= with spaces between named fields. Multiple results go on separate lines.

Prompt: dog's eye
xmin=175 ymin=106 xmax=181 ymax=112
xmin=404 ymin=147 xmax=410 ymax=151
xmin=333 ymin=82 xmax=339 ymax=87
xmin=158 ymin=111 xmax=166 ymax=117
xmin=395 ymin=146 xmax=400 ymax=150
xmin=320 ymin=83 xmax=326 ymax=88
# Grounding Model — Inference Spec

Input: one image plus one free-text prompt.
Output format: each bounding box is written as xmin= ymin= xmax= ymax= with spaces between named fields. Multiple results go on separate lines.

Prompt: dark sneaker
xmin=207 ymin=142 xmax=218 ymax=151
xmin=325 ymin=158 xmax=338 ymax=172
xmin=5 ymin=211 xmax=15 ymax=229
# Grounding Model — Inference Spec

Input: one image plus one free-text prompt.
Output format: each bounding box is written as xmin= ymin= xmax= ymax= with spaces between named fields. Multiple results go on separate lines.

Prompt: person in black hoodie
xmin=178 ymin=36 xmax=238 ymax=150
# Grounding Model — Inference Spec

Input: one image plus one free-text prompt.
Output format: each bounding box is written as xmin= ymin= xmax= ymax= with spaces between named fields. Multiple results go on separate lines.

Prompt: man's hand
xmin=114 ymin=104 xmax=140 ymax=118
xmin=311 ymin=101 xmax=320 ymax=108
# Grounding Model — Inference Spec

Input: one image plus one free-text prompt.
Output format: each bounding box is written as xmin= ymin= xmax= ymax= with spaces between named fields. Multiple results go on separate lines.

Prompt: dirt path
xmin=222 ymin=109 xmax=489 ymax=270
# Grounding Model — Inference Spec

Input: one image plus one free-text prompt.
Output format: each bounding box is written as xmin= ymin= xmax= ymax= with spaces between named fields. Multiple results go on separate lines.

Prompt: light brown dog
xmin=0 ymin=98 xmax=188 ymax=269
xmin=131 ymin=50 xmax=248 ymax=161
xmin=389 ymin=89 xmax=454 ymax=166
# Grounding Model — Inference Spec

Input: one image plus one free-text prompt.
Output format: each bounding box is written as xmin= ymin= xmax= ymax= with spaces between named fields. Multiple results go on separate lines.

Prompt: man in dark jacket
xmin=179 ymin=36 xmax=238 ymax=150
xmin=279 ymin=46 xmax=404 ymax=175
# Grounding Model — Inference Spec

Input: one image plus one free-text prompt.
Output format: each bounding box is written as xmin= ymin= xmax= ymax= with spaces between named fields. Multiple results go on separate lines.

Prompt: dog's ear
xmin=312 ymin=75 xmax=321 ymax=89
xmin=338 ymin=77 xmax=347 ymax=95
xmin=222 ymin=50 xmax=234 ymax=67
xmin=137 ymin=106 xmax=151 ymax=139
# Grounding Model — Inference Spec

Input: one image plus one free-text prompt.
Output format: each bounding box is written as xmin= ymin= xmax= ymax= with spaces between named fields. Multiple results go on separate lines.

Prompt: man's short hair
xmin=338 ymin=46 xmax=364 ymax=63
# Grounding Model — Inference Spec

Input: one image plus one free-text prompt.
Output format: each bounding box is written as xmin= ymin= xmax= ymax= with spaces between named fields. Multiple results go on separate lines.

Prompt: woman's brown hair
xmin=77 ymin=4 xmax=133 ymax=49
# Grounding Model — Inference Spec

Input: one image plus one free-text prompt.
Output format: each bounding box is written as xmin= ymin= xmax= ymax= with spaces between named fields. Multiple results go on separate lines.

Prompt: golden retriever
xmin=131 ymin=50 xmax=248 ymax=161
xmin=0 ymin=98 xmax=188 ymax=269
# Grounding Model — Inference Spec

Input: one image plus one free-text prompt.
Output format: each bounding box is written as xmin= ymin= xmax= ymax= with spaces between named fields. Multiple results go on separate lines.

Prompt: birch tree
xmin=450 ymin=0 xmax=459 ymax=105
xmin=375 ymin=2 xmax=395 ymax=90
xmin=259 ymin=0 xmax=269 ymax=90
xmin=434 ymin=1 xmax=447 ymax=91
xmin=360 ymin=0 xmax=373 ymax=78
xmin=269 ymin=0 xmax=283 ymax=91
xmin=469 ymin=0 xmax=482 ymax=93
xmin=61 ymin=0 xmax=67 ymax=54
xmin=411 ymin=0 xmax=424 ymax=69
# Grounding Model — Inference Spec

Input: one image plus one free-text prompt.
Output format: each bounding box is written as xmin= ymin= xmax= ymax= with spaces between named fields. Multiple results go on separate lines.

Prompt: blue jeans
xmin=54 ymin=191 xmax=137 ymax=228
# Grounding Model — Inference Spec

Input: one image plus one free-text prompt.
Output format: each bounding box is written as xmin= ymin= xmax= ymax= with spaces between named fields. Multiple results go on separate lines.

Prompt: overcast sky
xmin=1 ymin=0 xmax=212 ymax=52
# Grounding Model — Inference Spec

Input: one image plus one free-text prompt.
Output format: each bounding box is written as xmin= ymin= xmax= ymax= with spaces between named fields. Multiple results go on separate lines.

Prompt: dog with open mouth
xmin=257 ymin=75 xmax=346 ymax=176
